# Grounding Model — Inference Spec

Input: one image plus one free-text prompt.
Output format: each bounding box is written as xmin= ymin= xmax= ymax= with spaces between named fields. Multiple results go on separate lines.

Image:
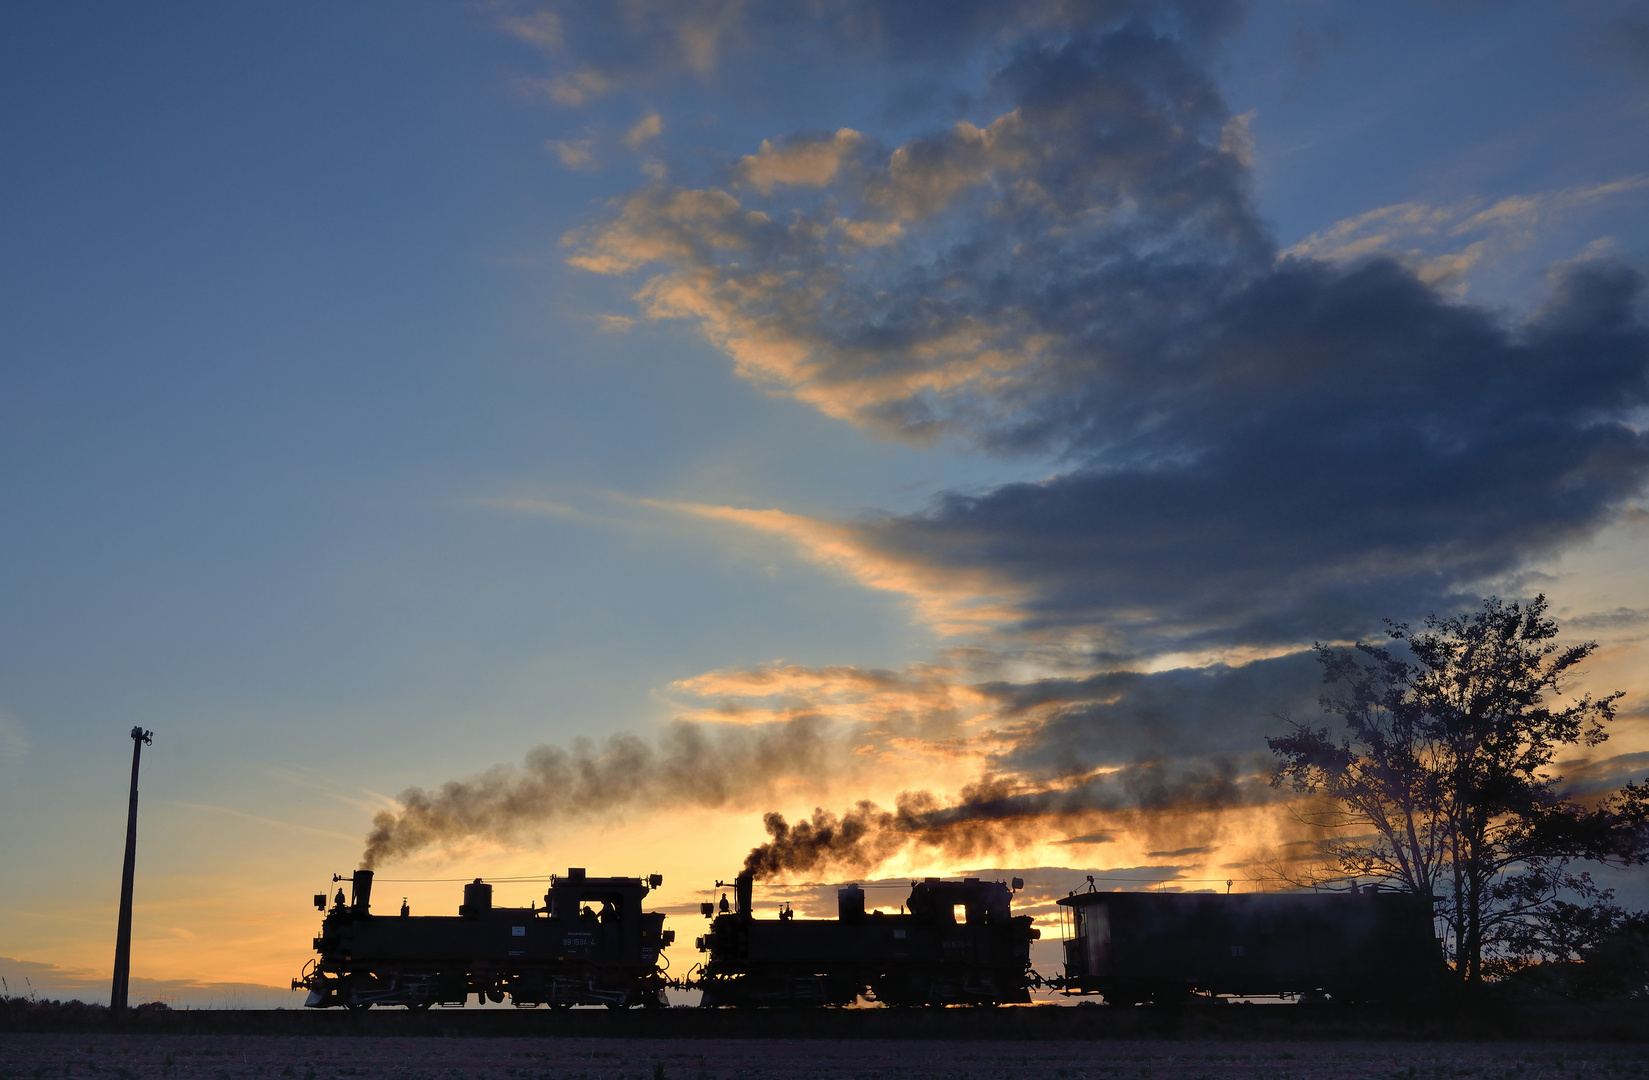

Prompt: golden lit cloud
xmin=624 ymin=111 xmax=664 ymax=149
xmin=560 ymin=108 xmax=1067 ymax=439
xmin=737 ymin=129 xmax=865 ymax=194
xmin=670 ymin=661 xmax=995 ymax=730
xmin=1283 ymin=175 xmax=1649 ymax=292
xmin=548 ymin=138 xmax=596 ymax=170
xmin=638 ymin=498 xmax=1027 ymax=634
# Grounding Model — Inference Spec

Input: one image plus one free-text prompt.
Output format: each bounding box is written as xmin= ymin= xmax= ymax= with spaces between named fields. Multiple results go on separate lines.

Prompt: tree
xmin=1269 ymin=595 xmax=1649 ymax=986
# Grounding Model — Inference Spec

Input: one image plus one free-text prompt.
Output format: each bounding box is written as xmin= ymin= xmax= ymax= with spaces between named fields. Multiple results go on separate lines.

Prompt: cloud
xmin=567 ymin=18 xmax=1649 ymax=657
xmin=548 ymin=138 xmax=596 ymax=170
xmin=624 ymin=111 xmax=664 ymax=149
xmin=521 ymin=68 xmax=612 ymax=107
xmin=979 ymin=653 xmax=1325 ymax=779
xmin=737 ymin=129 xmax=867 ymax=194
xmin=167 ymin=801 xmax=360 ymax=844
xmin=700 ymin=654 xmax=1329 ymax=879
xmin=0 ymin=956 xmax=291 ymax=1009
xmin=501 ymin=11 xmax=563 ymax=52
xmin=1565 ymin=607 xmax=1649 ymax=632
xmin=853 ymin=258 xmax=1649 ymax=652
xmin=360 ymin=647 xmax=1328 ymax=871
xmin=471 ymin=494 xmax=613 ymax=528
xmin=641 ymin=498 xmax=1027 ymax=634
xmin=1284 ymin=177 xmax=1649 ymax=292
xmin=567 ymin=27 xmax=1273 ymax=445
xmin=501 ymin=1 xmax=1241 ymax=101
xmin=428 ymin=4 xmax=1649 ymax=884
xmin=1555 ymin=750 xmax=1649 ymax=797
xmin=670 ymin=661 xmax=995 ymax=731
xmin=565 ymin=24 xmax=1275 ymax=447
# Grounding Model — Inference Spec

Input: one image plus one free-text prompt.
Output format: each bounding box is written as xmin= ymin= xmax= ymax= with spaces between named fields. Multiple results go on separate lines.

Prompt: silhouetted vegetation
xmin=0 ymin=993 xmax=171 ymax=1030
xmin=1270 ymin=595 xmax=1649 ymax=991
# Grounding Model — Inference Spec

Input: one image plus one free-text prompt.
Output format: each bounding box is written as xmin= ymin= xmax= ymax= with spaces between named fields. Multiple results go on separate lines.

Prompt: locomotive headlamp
xmin=701 ymin=902 xmax=715 ymax=917
xmin=314 ymin=894 xmax=326 ymax=910
xmin=648 ymin=874 xmax=664 ymax=888
xmin=1011 ymin=878 xmax=1024 ymax=891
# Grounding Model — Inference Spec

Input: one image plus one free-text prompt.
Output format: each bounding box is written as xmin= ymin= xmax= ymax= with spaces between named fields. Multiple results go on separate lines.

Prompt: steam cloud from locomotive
xmin=360 ymin=718 xmax=840 ymax=869
xmin=740 ymin=763 xmax=1270 ymax=880
xmin=361 ymin=708 xmax=1275 ymax=878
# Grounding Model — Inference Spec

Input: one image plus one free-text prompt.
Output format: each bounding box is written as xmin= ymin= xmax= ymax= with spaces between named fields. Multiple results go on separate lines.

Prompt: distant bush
xmin=1 ymin=994 xmax=174 ymax=1030
xmin=1491 ymin=921 xmax=1649 ymax=1001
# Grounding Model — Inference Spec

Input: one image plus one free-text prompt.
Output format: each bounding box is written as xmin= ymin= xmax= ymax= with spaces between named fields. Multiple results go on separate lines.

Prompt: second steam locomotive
xmin=695 ymin=871 xmax=1039 ymax=1007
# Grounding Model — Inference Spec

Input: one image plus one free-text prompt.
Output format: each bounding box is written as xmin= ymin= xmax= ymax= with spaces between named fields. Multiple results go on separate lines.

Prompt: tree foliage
xmin=1269 ymin=595 xmax=1649 ymax=985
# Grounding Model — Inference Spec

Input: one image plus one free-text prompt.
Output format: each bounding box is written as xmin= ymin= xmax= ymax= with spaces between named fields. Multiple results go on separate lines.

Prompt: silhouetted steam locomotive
xmin=292 ymin=868 xmax=675 ymax=1009
xmin=694 ymin=871 xmax=1039 ymax=1007
xmin=293 ymin=868 xmax=1445 ymax=1009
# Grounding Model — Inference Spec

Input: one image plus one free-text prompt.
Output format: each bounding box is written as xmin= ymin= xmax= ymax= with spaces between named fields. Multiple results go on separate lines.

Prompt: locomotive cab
xmin=906 ymin=877 xmax=1014 ymax=925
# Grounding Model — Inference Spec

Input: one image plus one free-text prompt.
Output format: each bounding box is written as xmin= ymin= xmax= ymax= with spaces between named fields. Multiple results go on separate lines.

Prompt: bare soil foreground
xmin=6 ymin=1003 xmax=1649 ymax=1042
xmin=5 ymin=1034 xmax=1649 ymax=1080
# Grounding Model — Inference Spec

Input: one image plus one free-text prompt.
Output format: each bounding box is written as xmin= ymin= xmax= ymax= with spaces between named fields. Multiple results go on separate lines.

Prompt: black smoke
xmin=743 ymin=760 xmax=1273 ymax=879
xmin=362 ymin=718 xmax=839 ymax=868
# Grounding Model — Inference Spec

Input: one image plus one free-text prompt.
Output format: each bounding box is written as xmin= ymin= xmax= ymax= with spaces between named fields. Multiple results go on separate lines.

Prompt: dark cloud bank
xmin=519 ymin=0 xmax=1239 ymax=98
xmin=361 ymin=4 xmax=1649 ymax=871
xmin=572 ymin=11 xmax=1649 ymax=654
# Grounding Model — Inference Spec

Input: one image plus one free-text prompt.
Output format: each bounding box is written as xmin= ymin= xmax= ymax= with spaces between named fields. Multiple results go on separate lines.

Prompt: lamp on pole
xmin=110 ymin=726 xmax=153 ymax=1015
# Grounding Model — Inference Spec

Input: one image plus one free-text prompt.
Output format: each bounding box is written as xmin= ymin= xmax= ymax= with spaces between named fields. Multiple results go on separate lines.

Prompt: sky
xmin=3 ymin=0 xmax=1649 ymax=1007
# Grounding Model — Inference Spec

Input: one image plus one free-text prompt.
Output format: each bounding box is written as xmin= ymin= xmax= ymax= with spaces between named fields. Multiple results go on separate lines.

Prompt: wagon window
xmin=952 ymin=904 xmax=968 ymax=924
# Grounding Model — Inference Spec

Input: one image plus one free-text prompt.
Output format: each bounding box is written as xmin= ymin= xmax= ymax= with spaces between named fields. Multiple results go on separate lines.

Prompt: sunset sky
xmin=4 ymin=1 xmax=1649 ymax=1006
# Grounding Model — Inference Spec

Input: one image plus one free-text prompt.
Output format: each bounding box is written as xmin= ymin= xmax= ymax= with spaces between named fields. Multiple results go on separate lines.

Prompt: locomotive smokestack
xmin=110 ymin=726 xmax=153 ymax=1016
xmin=734 ymin=871 xmax=753 ymax=917
xmin=351 ymin=870 xmax=373 ymax=914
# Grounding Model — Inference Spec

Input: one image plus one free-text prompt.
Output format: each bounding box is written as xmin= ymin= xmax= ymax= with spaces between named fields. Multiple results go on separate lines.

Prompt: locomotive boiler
xmin=292 ymin=868 xmax=675 ymax=1009
xmin=1055 ymin=881 xmax=1447 ymax=1003
xmin=694 ymin=871 xmax=1039 ymax=1007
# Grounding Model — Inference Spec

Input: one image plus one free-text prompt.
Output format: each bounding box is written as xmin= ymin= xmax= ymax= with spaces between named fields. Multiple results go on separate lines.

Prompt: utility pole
xmin=110 ymin=726 xmax=153 ymax=1015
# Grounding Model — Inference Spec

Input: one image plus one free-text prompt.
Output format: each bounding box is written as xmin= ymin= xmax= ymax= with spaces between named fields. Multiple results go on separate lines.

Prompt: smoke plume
xmin=742 ymin=760 xmax=1270 ymax=879
xmin=361 ymin=718 xmax=837 ymax=869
